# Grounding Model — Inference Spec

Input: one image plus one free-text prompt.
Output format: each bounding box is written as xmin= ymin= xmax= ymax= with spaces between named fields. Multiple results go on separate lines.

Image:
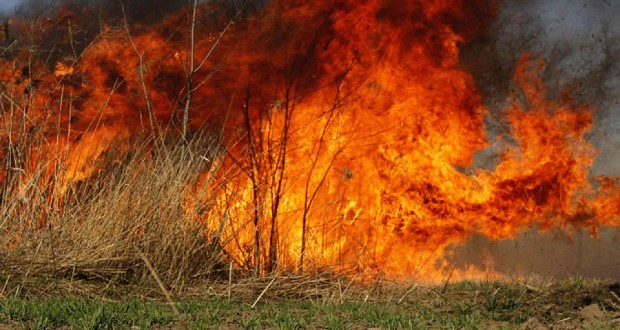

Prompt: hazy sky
xmin=0 ymin=0 xmax=22 ymax=12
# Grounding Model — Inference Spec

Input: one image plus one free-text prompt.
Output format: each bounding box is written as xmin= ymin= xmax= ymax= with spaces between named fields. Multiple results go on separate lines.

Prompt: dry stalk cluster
xmin=0 ymin=134 xmax=228 ymax=290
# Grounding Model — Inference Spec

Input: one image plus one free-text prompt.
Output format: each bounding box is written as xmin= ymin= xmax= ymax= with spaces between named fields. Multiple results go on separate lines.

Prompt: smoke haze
xmin=463 ymin=0 xmax=620 ymax=176
xmin=1 ymin=0 xmax=192 ymax=21
xmin=456 ymin=0 xmax=620 ymax=280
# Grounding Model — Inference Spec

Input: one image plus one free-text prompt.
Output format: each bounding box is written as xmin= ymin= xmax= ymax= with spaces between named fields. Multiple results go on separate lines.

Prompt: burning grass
xmin=0 ymin=134 xmax=228 ymax=288
xmin=1 ymin=0 xmax=620 ymax=291
xmin=0 ymin=1 xmax=619 ymax=328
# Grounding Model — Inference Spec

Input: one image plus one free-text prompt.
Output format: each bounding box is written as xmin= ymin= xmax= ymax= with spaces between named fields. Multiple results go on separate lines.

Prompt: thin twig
xmin=228 ymin=262 xmax=233 ymax=300
xmin=0 ymin=274 xmax=10 ymax=299
xmin=251 ymin=276 xmax=276 ymax=308
xmin=121 ymin=1 xmax=155 ymax=135
xmin=398 ymin=283 xmax=419 ymax=304
xmin=136 ymin=248 xmax=181 ymax=317
xmin=442 ymin=266 xmax=455 ymax=293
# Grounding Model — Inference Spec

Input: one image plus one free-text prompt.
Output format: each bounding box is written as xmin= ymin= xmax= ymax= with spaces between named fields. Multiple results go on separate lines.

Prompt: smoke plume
xmin=463 ymin=0 xmax=620 ymax=175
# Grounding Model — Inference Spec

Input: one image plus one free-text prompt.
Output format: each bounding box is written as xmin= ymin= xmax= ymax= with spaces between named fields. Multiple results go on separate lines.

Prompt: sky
xmin=0 ymin=0 xmax=22 ymax=12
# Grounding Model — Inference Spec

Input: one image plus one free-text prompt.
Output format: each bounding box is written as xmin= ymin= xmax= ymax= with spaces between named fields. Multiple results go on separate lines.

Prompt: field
xmin=1 ymin=135 xmax=618 ymax=329
xmin=2 ymin=1 xmax=620 ymax=329
xmin=1 ymin=272 xmax=620 ymax=329
xmin=0 ymin=116 xmax=618 ymax=329
xmin=0 ymin=111 xmax=618 ymax=329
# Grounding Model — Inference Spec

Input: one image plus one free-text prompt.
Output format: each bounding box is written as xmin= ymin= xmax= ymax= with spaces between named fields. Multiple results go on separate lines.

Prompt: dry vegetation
xmin=0 ymin=1 xmax=241 ymax=291
xmin=1 ymin=271 xmax=620 ymax=328
xmin=0 ymin=134 xmax=229 ymax=288
xmin=0 ymin=81 xmax=618 ymax=330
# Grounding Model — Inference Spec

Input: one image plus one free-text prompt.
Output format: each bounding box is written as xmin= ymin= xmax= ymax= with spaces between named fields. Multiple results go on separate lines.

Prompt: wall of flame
xmin=1 ymin=0 xmax=619 ymax=282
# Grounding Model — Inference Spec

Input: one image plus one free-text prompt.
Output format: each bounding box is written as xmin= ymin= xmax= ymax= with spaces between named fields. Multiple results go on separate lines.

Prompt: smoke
xmin=0 ymin=0 xmax=22 ymax=13
xmin=446 ymin=227 xmax=620 ymax=279
xmin=454 ymin=0 xmax=620 ymax=280
xmin=1 ymin=0 xmax=193 ymax=21
xmin=462 ymin=0 xmax=620 ymax=176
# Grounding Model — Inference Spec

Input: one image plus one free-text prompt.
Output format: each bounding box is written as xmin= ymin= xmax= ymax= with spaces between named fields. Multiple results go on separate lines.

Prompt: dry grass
xmin=0 ymin=134 xmax=229 ymax=292
xmin=0 ymin=11 xmax=236 ymax=292
xmin=1 ymin=270 xmax=620 ymax=328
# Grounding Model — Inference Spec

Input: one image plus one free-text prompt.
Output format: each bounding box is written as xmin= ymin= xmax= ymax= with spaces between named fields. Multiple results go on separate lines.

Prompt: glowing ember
xmin=1 ymin=0 xmax=619 ymax=282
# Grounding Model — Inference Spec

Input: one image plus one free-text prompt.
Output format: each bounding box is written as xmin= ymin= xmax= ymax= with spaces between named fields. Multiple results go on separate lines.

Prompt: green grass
xmin=1 ymin=279 xmax=619 ymax=329
xmin=0 ymin=297 xmax=453 ymax=329
xmin=0 ymin=298 xmax=172 ymax=329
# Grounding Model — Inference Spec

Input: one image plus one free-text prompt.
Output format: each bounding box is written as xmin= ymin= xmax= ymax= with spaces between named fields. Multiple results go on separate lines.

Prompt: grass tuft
xmin=1 ymin=135 xmax=228 ymax=293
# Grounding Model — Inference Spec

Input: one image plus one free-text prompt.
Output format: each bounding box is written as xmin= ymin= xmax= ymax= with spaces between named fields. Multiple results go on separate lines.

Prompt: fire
xmin=1 ymin=0 xmax=619 ymax=282
xmin=54 ymin=62 xmax=74 ymax=77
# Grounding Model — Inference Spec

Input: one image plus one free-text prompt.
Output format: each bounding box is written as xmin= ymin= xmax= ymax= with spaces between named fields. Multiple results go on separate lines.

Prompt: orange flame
xmin=1 ymin=0 xmax=618 ymax=282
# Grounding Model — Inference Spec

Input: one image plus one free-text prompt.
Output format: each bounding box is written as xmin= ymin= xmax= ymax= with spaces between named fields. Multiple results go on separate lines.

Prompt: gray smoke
xmin=502 ymin=0 xmax=620 ymax=175
xmin=1 ymin=0 xmax=194 ymax=21
xmin=0 ymin=0 xmax=22 ymax=13
xmin=446 ymin=227 xmax=620 ymax=280
xmin=463 ymin=0 xmax=620 ymax=176
xmin=456 ymin=0 xmax=620 ymax=280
